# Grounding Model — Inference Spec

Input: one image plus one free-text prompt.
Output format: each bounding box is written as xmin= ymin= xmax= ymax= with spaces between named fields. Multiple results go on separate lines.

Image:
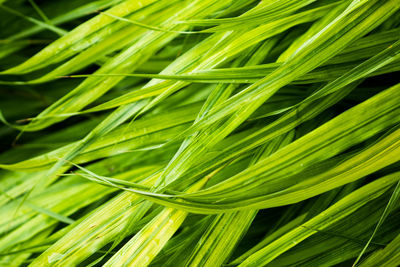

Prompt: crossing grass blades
xmin=0 ymin=0 xmax=400 ymax=266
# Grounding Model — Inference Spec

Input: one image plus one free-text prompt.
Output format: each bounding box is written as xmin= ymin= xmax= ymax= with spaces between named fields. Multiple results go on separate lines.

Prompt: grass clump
xmin=0 ymin=0 xmax=399 ymax=266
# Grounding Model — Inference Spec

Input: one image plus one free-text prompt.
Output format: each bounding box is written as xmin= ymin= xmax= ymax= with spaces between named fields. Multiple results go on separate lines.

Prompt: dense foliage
xmin=0 ymin=0 xmax=399 ymax=266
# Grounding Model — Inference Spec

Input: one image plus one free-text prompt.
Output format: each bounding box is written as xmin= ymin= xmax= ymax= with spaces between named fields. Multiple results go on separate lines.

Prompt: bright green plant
xmin=0 ymin=0 xmax=399 ymax=266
